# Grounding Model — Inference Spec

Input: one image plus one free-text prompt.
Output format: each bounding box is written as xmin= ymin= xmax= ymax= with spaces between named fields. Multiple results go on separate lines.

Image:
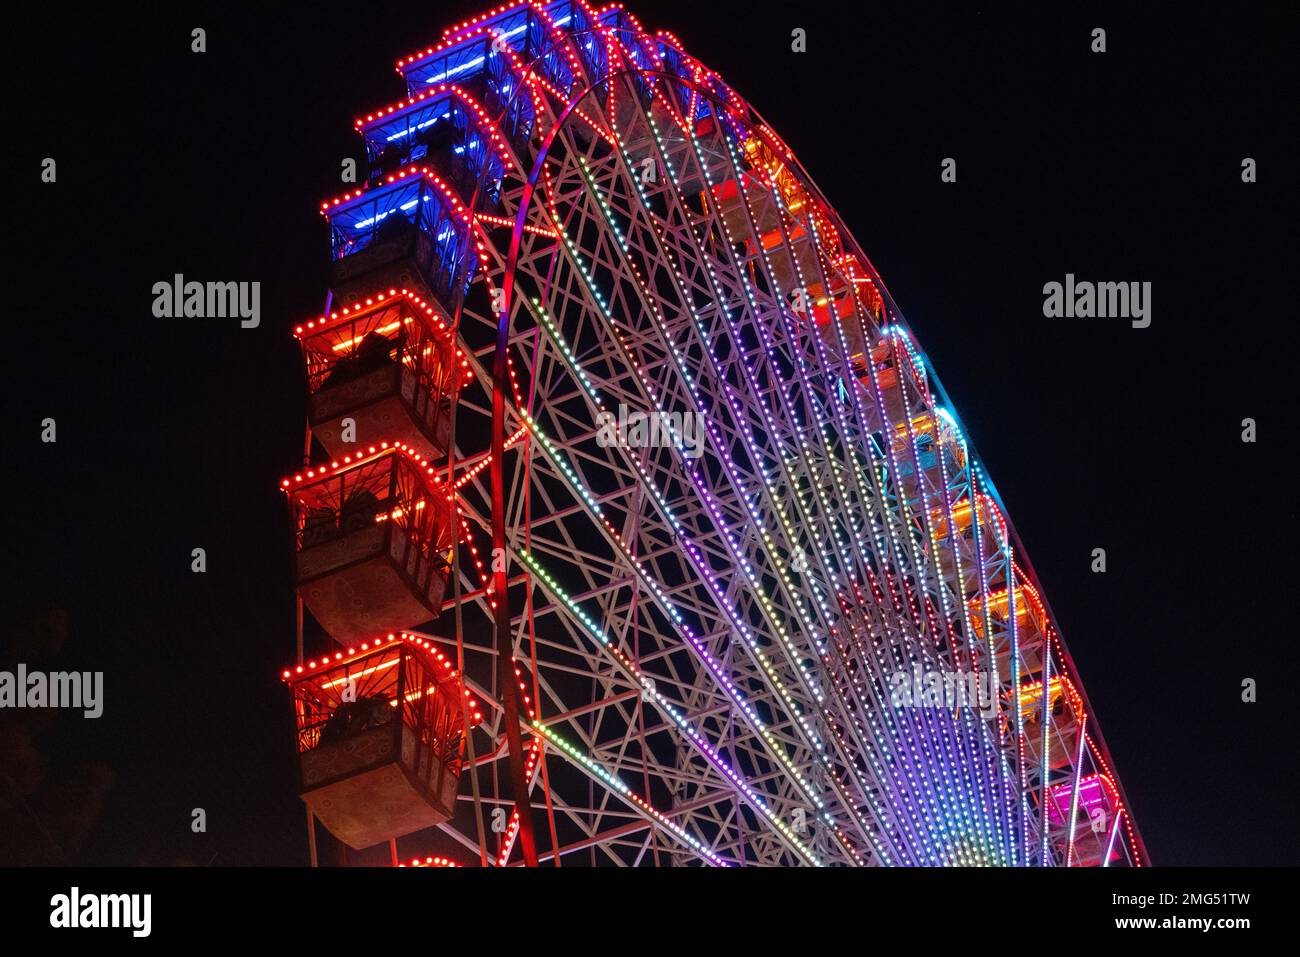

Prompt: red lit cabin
xmin=398 ymin=855 xmax=460 ymax=867
xmin=296 ymin=290 xmax=465 ymax=462
xmin=283 ymin=444 xmax=454 ymax=643
xmin=797 ymin=279 xmax=864 ymax=356
xmin=761 ymin=221 xmax=821 ymax=293
xmin=858 ymin=337 xmax=925 ymax=426
xmin=285 ymin=636 xmax=482 ymax=849
xmin=714 ymin=174 xmax=780 ymax=243
xmin=1017 ymin=675 xmax=1083 ymax=771
xmin=1046 ymin=774 xmax=1124 ymax=866
xmin=817 ymin=289 xmax=868 ymax=362
xmin=811 ymin=266 xmax=882 ymax=365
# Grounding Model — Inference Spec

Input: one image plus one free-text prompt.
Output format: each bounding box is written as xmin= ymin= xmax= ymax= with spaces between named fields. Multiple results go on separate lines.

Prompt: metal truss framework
xmin=297 ymin=0 xmax=1149 ymax=868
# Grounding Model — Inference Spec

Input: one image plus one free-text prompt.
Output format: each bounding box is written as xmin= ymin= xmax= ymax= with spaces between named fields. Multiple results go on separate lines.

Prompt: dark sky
xmin=5 ymin=1 xmax=1296 ymax=866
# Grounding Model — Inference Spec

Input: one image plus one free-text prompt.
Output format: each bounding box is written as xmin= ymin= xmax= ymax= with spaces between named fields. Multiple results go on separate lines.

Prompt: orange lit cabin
xmin=740 ymin=128 xmax=808 ymax=216
xmin=1046 ymin=774 xmax=1125 ymax=866
xmin=967 ymin=583 xmax=1047 ymax=678
xmin=845 ymin=264 xmax=885 ymax=322
xmin=930 ymin=493 xmax=1006 ymax=545
xmin=284 ymin=635 xmax=482 ymax=849
xmin=295 ymin=289 xmax=468 ymax=462
xmin=713 ymin=173 xmax=870 ymax=361
xmin=711 ymin=130 xmax=826 ymax=293
xmin=1017 ymin=675 xmax=1083 ymax=771
xmin=928 ymin=494 xmax=1008 ymax=589
xmin=283 ymin=443 xmax=455 ymax=643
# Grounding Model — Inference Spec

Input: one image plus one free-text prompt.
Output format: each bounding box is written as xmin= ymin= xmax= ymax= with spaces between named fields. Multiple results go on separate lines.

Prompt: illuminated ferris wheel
xmin=279 ymin=0 xmax=1148 ymax=867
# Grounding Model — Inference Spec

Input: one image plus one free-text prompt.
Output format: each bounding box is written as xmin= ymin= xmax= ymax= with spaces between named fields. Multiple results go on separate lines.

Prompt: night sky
xmin=5 ymin=1 xmax=1296 ymax=866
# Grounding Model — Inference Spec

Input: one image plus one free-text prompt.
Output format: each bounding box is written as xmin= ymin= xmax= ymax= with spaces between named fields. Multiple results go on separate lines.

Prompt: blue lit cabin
xmin=324 ymin=172 xmax=473 ymax=309
xmin=653 ymin=27 xmax=739 ymax=134
xmin=890 ymin=410 xmax=967 ymax=511
xmin=400 ymin=1 xmax=579 ymax=93
xmin=394 ymin=2 xmax=706 ymax=154
xmin=567 ymin=2 xmax=607 ymax=105
xmin=358 ymin=90 xmax=506 ymax=208
xmin=602 ymin=5 xmax=658 ymax=108
xmin=396 ymin=2 xmax=584 ymax=149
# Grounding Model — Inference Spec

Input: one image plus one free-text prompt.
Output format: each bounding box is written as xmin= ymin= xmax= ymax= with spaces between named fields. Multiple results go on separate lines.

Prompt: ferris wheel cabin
xmin=284 ymin=636 xmax=482 ymax=849
xmin=295 ymin=290 xmax=467 ymax=462
xmin=323 ymin=170 xmax=475 ymax=311
xmin=283 ymin=444 xmax=455 ymax=643
xmin=1046 ymin=774 xmax=1126 ymax=867
xmin=1018 ymin=675 xmax=1084 ymax=772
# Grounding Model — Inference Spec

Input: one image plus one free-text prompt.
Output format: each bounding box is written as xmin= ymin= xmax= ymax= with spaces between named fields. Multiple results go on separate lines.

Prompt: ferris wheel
xmin=279 ymin=0 xmax=1147 ymax=867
